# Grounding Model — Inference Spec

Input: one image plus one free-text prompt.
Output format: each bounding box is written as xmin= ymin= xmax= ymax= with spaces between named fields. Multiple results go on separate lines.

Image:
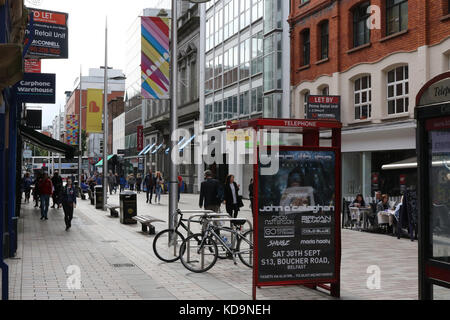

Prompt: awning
xmin=95 ymin=155 xmax=116 ymax=167
xmin=19 ymin=125 xmax=76 ymax=159
xmin=165 ymin=137 xmax=187 ymax=154
xmin=138 ymin=144 xmax=150 ymax=156
xmin=152 ymin=143 xmax=163 ymax=154
xmin=382 ymin=157 xmax=450 ymax=170
xmin=143 ymin=143 xmax=156 ymax=155
xmin=179 ymin=135 xmax=195 ymax=151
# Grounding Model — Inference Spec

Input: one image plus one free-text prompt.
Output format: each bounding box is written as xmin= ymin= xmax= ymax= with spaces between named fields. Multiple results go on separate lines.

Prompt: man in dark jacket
xmin=199 ymin=170 xmax=223 ymax=213
xmin=51 ymin=171 xmax=63 ymax=209
xmin=61 ymin=177 xmax=77 ymax=231
xmin=144 ymin=170 xmax=156 ymax=203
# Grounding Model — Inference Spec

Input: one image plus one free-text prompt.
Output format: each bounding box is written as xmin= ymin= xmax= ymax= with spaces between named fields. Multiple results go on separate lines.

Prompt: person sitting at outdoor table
xmin=351 ymin=194 xmax=367 ymax=208
xmin=377 ymin=194 xmax=390 ymax=212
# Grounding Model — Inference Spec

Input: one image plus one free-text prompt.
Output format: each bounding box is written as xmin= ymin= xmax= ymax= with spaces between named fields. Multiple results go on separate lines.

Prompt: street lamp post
xmin=78 ymin=65 xmax=82 ymax=185
xmin=100 ymin=18 xmax=126 ymax=210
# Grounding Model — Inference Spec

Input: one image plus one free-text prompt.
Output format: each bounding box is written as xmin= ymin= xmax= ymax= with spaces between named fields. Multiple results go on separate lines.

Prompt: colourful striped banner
xmin=141 ymin=16 xmax=171 ymax=100
xmin=66 ymin=114 xmax=79 ymax=146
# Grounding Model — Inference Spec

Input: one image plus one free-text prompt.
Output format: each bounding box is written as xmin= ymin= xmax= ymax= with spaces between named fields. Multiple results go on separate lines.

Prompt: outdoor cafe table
xmin=349 ymin=206 xmax=373 ymax=231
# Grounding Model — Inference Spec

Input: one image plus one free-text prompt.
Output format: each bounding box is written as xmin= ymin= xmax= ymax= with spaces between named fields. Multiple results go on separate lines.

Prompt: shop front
xmin=342 ymin=121 xmax=416 ymax=200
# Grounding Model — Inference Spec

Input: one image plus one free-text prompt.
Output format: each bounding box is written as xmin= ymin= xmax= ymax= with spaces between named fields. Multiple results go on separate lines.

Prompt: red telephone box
xmin=416 ymin=72 xmax=450 ymax=299
xmin=227 ymin=118 xmax=342 ymax=299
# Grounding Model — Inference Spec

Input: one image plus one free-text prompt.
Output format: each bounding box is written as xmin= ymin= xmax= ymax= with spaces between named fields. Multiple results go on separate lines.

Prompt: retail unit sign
xmin=257 ymin=149 xmax=337 ymax=284
xmin=306 ymin=96 xmax=341 ymax=121
xmin=14 ymin=73 xmax=56 ymax=104
xmin=24 ymin=8 xmax=69 ymax=59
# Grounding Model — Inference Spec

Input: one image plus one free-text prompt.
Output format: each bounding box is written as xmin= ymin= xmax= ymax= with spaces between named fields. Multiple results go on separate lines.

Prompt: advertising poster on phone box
xmin=257 ymin=150 xmax=336 ymax=283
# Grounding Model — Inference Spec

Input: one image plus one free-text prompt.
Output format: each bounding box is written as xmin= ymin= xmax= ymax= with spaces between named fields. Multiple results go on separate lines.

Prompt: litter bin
xmin=94 ymin=185 xmax=103 ymax=209
xmin=120 ymin=191 xmax=137 ymax=224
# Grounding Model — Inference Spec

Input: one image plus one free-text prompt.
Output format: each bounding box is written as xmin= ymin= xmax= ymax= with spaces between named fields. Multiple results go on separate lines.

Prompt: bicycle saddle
xmin=231 ymin=219 xmax=247 ymax=226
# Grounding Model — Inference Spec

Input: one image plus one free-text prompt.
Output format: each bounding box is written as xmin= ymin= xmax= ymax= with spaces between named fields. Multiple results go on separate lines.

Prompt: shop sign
xmin=306 ymin=95 xmax=341 ymax=121
xmin=257 ymin=150 xmax=337 ymax=283
xmin=25 ymin=109 xmax=42 ymax=130
xmin=14 ymin=72 xmax=56 ymax=104
xmin=137 ymin=125 xmax=144 ymax=151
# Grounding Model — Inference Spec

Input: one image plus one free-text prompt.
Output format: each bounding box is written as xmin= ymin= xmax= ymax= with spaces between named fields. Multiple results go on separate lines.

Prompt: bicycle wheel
xmin=237 ymin=229 xmax=253 ymax=268
xmin=152 ymin=229 xmax=185 ymax=263
xmin=179 ymin=233 xmax=218 ymax=273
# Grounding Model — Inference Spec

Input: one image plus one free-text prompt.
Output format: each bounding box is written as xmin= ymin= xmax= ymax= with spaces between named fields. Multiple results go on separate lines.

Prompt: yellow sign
xmin=86 ymin=89 xmax=103 ymax=133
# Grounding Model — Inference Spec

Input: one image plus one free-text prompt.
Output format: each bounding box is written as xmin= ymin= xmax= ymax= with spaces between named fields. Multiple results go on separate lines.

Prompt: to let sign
xmin=306 ymin=95 xmax=341 ymax=121
xmin=24 ymin=8 xmax=69 ymax=59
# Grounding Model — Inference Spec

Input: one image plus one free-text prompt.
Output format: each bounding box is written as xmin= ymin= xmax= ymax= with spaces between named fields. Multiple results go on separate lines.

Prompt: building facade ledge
xmin=379 ymin=29 xmax=409 ymax=43
xmin=346 ymin=43 xmax=371 ymax=54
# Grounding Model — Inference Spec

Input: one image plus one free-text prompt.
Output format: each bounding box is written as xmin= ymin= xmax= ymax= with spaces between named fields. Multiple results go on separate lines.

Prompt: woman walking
xmin=61 ymin=178 xmax=77 ymax=231
xmin=128 ymin=173 xmax=136 ymax=191
xmin=136 ymin=174 xmax=142 ymax=194
xmin=224 ymin=174 xmax=241 ymax=218
xmin=155 ymin=171 xmax=164 ymax=204
xmin=23 ymin=172 xmax=33 ymax=203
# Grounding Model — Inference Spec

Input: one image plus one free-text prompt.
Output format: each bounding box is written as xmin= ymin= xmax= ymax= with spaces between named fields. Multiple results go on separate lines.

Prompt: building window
xmin=205 ymin=103 xmax=213 ymax=124
xmin=239 ymin=91 xmax=250 ymax=115
xmin=301 ymin=29 xmax=310 ymax=66
xmin=239 ymin=38 xmax=250 ymax=80
xmin=240 ymin=0 xmax=251 ymax=30
xmin=251 ymin=86 xmax=263 ymax=113
xmin=386 ymin=0 xmax=408 ymax=36
xmin=251 ymin=31 xmax=263 ymax=75
xmin=214 ymin=101 xmax=223 ymax=123
xmin=387 ymin=65 xmax=409 ymax=115
xmin=214 ymin=54 xmax=223 ymax=90
xmin=321 ymin=86 xmax=329 ymax=96
xmin=303 ymin=90 xmax=310 ymax=114
xmin=319 ymin=21 xmax=329 ymax=60
xmin=354 ymin=76 xmax=372 ymax=120
xmin=353 ymin=1 xmax=370 ymax=47
xmin=205 ymin=58 xmax=214 ymax=94
xmin=214 ymin=9 xmax=223 ymax=48
xmin=252 ymin=0 xmax=264 ymax=23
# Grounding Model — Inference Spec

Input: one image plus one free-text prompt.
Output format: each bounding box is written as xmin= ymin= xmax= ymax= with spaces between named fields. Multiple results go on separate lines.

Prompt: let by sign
xmin=306 ymin=95 xmax=341 ymax=122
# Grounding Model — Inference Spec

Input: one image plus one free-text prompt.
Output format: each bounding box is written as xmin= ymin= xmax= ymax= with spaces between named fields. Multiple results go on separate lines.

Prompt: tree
xmin=32 ymin=145 xmax=49 ymax=157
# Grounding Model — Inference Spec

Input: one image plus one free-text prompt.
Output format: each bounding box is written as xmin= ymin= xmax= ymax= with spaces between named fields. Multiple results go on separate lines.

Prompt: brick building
xmin=289 ymin=0 xmax=450 ymax=198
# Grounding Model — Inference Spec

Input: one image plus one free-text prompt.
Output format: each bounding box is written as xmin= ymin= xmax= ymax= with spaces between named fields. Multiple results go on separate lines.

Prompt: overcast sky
xmin=24 ymin=0 xmax=170 ymax=127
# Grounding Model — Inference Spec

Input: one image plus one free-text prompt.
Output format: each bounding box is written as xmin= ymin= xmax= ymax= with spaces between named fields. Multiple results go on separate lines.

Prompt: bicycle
xmin=152 ymin=209 xmax=229 ymax=262
xmin=179 ymin=217 xmax=253 ymax=273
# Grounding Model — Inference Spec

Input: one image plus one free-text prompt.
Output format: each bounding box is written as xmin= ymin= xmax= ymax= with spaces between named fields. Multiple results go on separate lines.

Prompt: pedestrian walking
xmin=177 ymin=175 xmax=183 ymax=203
xmin=107 ymin=171 xmax=115 ymax=195
xmin=199 ymin=170 xmax=223 ymax=213
xmin=61 ymin=177 xmax=77 ymax=231
xmin=33 ymin=173 xmax=42 ymax=208
xmin=155 ymin=171 xmax=164 ymax=204
xmin=248 ymin=178 xmax=254 ymax=212
xmin=136 ymin=174 xmax=142 ymax=194
xmin=128 ymin=173 xmax=136 ymax=191
xmin=51 ymin=171 xmax=63 ymax=209
xmin=114 ymin=173 xmax=119 ymax=194
xmin=224 ymin=174 xmax=241 ymax=218
xmin=38 ymin=172 xmax=53 ymax=220
xmin=119 ymin=175 xmax=126 ymax=192
xmin=144 ymin=170 xmax=156 ymax=203
xmin=22 ymin=172 xmax=33 ymax=203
